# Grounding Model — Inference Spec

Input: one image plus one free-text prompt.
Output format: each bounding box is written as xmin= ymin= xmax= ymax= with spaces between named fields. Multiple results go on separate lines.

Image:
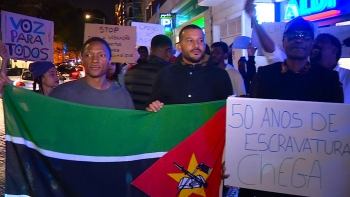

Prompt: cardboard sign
xmin=225 ymin=97 xmax=350 ymax=197
xmin=84 ymin=23 xmax=136 ymax=63
xmin=131 ymin=22 xmax=164 ymax=47
xmin=1 ymin=11 xmax=54 ymax=62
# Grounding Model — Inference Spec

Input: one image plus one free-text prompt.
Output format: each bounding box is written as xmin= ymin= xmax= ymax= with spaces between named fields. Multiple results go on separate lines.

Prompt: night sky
xmin=61 ymin=0 xmax=118 ymax=23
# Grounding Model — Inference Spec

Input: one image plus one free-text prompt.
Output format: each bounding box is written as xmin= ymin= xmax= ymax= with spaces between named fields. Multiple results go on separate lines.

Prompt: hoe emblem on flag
xmin=169 ymin=154 xmax=212 ymax=197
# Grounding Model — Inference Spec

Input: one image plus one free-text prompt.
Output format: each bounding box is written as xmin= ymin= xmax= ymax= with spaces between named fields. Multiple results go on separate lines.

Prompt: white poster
xmin=1 ymin=11 xmax=54 ymax=62
xmin=225 ymin=97 xmax=350 ymax=197
xmin=84 ymin=23 xmax=136 ymax=63
xmin=232 ymin=36 xmax=251 ymax=49
xmin=131 ymin=22 xmax=164 ymax=47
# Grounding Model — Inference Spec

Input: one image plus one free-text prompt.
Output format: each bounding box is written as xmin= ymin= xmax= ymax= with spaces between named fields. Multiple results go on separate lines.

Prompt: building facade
xmin=144 ymin=0 xmax=261 ymax=66
xmin=115 ymin=0 xmax=144 ymax=26
xmin=144 ymin=0 xmax=350 ymax=67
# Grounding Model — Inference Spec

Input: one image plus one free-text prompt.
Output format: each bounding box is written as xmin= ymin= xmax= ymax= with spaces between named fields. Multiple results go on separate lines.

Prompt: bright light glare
xmin=255 ymin=3 xmax=275 ymax=24
xmin=85 ymin=14 xmax=91 ymax=19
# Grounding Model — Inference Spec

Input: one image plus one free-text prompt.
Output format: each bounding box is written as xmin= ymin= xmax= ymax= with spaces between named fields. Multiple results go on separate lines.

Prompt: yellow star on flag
xmin=168 ymin=153 xmax=211 ymax=197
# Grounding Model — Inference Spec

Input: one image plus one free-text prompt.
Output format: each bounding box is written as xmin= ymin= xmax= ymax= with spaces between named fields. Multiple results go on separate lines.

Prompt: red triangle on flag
xmin=132 ymin=107 xmax=226 ymax=197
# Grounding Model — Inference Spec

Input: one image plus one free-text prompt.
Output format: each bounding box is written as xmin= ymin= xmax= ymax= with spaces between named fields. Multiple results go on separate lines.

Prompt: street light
xmin=85 ymin=14 xmax=105 ymax=24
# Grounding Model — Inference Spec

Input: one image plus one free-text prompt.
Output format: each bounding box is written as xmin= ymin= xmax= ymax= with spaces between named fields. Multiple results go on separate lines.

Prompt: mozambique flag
xmin=3 ymin=85 xmax=226 ymax=197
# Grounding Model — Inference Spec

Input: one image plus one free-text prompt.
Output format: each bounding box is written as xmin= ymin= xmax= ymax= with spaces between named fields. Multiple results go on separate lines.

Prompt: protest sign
xmin=131 ymin=22 xmax=164 ymax=47
xmin=1 ymin=11 xmax=54 ymax=62
xmin=225 ymin=97 xmax=350 ymax=197
xmin=232 ymin=36 xmax=251 ymax=49
xmin=84 ymin=23 xmax=136 ymax=63
xmin=261 ymin=22 xmax=285 ymax=50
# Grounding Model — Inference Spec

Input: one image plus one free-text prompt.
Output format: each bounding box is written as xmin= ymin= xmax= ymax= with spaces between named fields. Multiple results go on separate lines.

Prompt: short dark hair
xmin=81 ymin=37 xmax=111 ymax=60
xmin=137 ymin=46 xmax=148 ymax=52
xmin=179 ymin=24 xmax=203 ymax=41
xmin=238 ymin=56 xmax=247 ymax=63
xmin=151 ymin=35 xmax=172 ymax=49
xmin=211 ymin=42 xmax=229 ymax=54
xmin=316 ymin=33 xmax=342 ymax=61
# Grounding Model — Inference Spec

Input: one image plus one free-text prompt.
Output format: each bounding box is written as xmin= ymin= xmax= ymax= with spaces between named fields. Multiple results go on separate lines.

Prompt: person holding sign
xmin=146 ymin=25 xmax=233 ymax=112
xmin=249 ymin=17 xmax=343 ymax=103
xmin=0 ymin=44 xmax=59 ymax=96
xmin=237 ymin=43 xmax=258 ymax=93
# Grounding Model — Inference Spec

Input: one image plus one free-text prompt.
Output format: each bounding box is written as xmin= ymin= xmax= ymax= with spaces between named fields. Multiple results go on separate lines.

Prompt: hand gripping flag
xmin=3 ymin=85 xmax=226 ymax=197
xmin=132 ymin=107 xmax=226 ymax=197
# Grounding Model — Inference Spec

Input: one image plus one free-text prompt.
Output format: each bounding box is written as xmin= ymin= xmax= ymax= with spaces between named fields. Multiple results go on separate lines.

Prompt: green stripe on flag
xmin=3 ymin=85 xmax=225 ymax=156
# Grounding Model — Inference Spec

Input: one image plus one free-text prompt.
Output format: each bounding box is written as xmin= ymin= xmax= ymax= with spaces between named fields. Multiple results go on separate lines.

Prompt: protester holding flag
xmin=146 ymin=24 xmax=233 ymax=112
xmin=48 ymin=37 xmax=134 ymax=109
xmin=29 ymin=61 xmax=60 ymax=96
xmin=0 ymin=37 xmax=134 ymax=109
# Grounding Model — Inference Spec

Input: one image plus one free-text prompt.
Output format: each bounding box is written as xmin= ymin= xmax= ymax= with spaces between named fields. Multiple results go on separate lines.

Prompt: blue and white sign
xmin=1 ymin=11 xmax=54 ymax=62
xmin=285 ymin=0 xmax=337 ymax=20
xmin=225 ymin=97 xmax=350 ymax=197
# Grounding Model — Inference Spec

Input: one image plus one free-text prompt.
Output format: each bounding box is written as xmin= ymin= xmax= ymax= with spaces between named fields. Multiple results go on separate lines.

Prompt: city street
xmin=0 ymin=101 xmax=5 ymax=195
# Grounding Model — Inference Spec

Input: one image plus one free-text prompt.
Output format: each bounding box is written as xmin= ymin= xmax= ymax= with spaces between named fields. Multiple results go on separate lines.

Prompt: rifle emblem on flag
xmin=174 ymin=161 xmax=211 ymax=196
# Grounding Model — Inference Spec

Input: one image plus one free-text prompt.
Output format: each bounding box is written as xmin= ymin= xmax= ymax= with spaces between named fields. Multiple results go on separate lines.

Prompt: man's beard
xmin=310 ymin=45 xmax=322 ymax=63
xmin=182 ymin=50 xmax=205 ymax=64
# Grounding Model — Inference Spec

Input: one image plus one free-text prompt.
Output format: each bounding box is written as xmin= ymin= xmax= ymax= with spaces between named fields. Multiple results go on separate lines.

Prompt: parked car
xmin=13 ymin=69 xmax=65 ymax=90
xmin=21 ymin=70 xmax=34 ymax=80
xmin=10 ymin=70 xmax=36 ymax=90
xmin=6 ymin=67 xmax=24 ymax=76
xmin=57 ymin=64 xmax=84 ymax=81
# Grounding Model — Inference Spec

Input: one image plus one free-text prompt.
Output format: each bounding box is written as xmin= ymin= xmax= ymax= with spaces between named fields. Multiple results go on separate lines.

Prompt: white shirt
xmin=335 ymin=65 xmax=350 ymax=104
xmin=225 ymin=64 xmax=246 ymax=96
xmin=262 ymin=44 xmax=286 ymax=64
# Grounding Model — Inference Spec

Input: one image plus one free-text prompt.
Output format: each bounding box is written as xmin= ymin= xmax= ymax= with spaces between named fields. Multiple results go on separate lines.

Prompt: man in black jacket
xmin=147 ymin=25 xmax=233 ymax=111
xmin=249 ymin=16 xmax=343 ymax=103
xmin=125 ymin=35 xmax=174 ymax=110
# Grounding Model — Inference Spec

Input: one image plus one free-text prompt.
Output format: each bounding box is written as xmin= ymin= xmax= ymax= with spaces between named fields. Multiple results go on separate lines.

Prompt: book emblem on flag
xmin=168 ymin=154 xmax=212 ymax=197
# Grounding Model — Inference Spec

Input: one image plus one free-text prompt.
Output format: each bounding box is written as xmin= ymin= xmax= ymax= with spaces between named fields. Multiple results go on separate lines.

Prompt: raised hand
xmin=0 ymin=42 xmax=13 ymax=97
xmin=247 ymin=43 xmax=258 ymax=56
xmin=244 ymin=0 xmax=257 ymax=19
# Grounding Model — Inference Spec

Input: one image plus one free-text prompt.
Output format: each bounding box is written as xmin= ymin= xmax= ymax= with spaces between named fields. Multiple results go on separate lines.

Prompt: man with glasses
xmin=125 ymin=34 xmax=174 ymax=110
xmin=249 ymin=16 xmax=343 ymax=103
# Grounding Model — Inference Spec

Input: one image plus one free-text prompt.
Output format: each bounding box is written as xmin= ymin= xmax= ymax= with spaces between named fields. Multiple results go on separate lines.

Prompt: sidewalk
xmin=0 ymin=101 xmax=5 ymax=195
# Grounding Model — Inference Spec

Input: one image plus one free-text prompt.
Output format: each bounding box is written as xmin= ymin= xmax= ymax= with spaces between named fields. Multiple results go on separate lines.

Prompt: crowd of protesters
xmin=0 ymin=0 xmax=349 ymax=196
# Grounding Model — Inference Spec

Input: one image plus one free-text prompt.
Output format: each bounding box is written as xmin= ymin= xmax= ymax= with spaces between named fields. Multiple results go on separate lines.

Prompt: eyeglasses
xmin=283 ymin=32 xmax=312 ymax=41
